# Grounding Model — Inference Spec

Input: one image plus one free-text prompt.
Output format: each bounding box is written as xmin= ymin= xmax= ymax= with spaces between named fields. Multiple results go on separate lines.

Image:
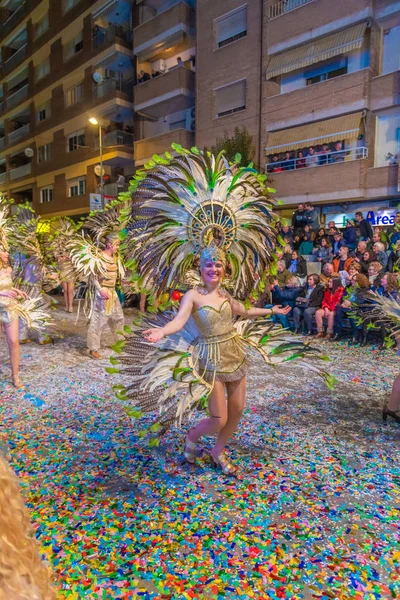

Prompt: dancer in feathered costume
xmin=0 ymin=197 xmax=50 ymax=388
xmin=110 ymin=147 xmax=334 ymax=474
xmin=67 ymin=201 xmax=129 ymax=359
xmin=10 ymin=204 xmax=59 ymax=345
xmin=46 ymin=217 xmax=79 ymax=313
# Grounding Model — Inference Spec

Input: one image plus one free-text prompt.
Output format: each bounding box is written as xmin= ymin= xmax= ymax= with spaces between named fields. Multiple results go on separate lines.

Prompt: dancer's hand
xmin=14 ymin=288 xmax=28 ymax=300
xmin=143 ymin=327 xmax=165 ymax=343
xmin=272 ymin=305 xmax=291 ymax=315
xmin=99 ymin=289 xmax=110 ymax=300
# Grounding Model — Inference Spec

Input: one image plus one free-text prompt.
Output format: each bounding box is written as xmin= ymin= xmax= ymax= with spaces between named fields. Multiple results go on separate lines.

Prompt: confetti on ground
xmin=1 ymin=302 xmax=399 ymax=599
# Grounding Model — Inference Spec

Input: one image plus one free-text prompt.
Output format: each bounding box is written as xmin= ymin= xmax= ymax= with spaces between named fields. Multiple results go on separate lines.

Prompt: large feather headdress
xmin=127 ymin=146 xmax=278 ymax=299
xmin=82 ymin=199 xmax=131 ymax=246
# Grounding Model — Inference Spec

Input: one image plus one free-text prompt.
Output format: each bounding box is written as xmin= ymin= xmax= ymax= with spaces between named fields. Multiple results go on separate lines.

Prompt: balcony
xmin=9 ymin=163 xmax=32 ymax=180
xmin=134 ymin=1 xmax=195 ymax=61
xmin=92 ymin=24 xmax=132 ymax=49
xmin=0 ymin=172 xmax=7 ymax=184
xmin=268 ymin=152 xmax=368 ymax=204
xmin=96 ymin=130 xmax=134 ymax=150
xmin=4 ymin=44 xmax=28 ymax=74
xmin=0 ymin=138 xmax=5 ymax=151
xmin=268 ymin=0 xmax=315 ymax=19
xmin=8 ymin=124 xmax=31 ymax=145
xmin=94 ymin=79 xmax=133 ymax=101
xmin=134 ymin=128 xmax=195 ymax=165
xmin=134 ymin=67 xmax=195 ymax=118
xmin=6 ymin=84 xmax=29 ymax=110
xmin=367 ymin=165 xmax=399 ymax=198
xmin=1 ymin=2 xmax=26 ymax=39
xmin=371 ymin=71 xmax=400 ymax=112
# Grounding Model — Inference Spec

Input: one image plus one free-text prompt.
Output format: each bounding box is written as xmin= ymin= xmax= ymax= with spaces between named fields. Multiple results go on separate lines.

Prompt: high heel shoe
xmin=209 ymin=451 xmax=238 ymax=476
xmin=382 ymin=406 xmax=400 ymax=424
xmin=183 ymin=430 xmax=197 ymax=464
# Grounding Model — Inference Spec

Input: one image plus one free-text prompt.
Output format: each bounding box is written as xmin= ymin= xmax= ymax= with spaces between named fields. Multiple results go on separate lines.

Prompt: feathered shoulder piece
xmin=126 ymin=145 xmax=278 ymax=299
xmin=9 ymin=203 xmax=43 ymax=262
xmin=82 ymin=199 xmax=131 ymax=246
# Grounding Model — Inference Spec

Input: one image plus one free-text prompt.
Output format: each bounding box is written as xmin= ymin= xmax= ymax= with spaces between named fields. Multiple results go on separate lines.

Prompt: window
xmin=37 ymin=102 xmax=50 ymax=122
xmin=35 ymin=57 xmax=50 ymax=81
xmin=68 ymin=177 xmax=86 ymax=197
xmin=65 ymin=82 xmax=84 ymax=107
xmin=375 ymin=112 xmax=400 ymax=167
xmin=40 ymin=186 xmax=54 ymax=203
xmin=63 ymin=0 xmax=80 ymax=14
xmin=67 ymin=131 xmax=85 ymax=152
xmin=38 ymin=143 xmax=51 ymax=163
xmin=306 ymin=66 xmax=348 ymax=86
xmin=382 ymin=26 xmax=400 ymax=75
xmin=33 ymin=14 xmax=49 ymax=40
xmin=215 ymin=79 xmax=246 ymax=118
xmin=64 ymin=31 xmax=83 ymax=61
xmin=215 ymin=6 xmax=247 ymax=48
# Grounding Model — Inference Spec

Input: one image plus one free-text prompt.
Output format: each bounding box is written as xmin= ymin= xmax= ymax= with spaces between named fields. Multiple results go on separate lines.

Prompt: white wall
xmin=375 ymin=111 xmax=400 ymax=167
xmin=142 ymin=108 xmax=191 ymax=139
xmin=382 ymin=25 xmax=400 ymax=74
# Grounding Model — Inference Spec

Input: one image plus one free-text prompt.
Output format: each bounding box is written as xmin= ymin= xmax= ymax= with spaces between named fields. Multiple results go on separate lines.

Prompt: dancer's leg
xmin=387 ymin=374 xmax=400 ymax=412
xmin=139 ymin=293 xmax=146 ymax=313
xmin=62 ymin=282 xmax=68 ymax=311
xmin=189 ymin=381 xmax=228 ymax=442
xmin=4 ymin=318 xmax=22 ymax=386
xmin=87 ymin=310 xmax=104 ymax=355
xmin=67 ymin=282 xmax=74 ymax=312
xmin=108 ymin=299 xmax=125 ymax=343
xmin=212 ymin=376 xmax=246 ymax=456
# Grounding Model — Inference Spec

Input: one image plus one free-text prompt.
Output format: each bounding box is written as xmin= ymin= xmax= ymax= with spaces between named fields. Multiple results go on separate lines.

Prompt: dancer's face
xmin=201 ymin=260 xmax=224 ymax=285
xmin=0 ymin=250 xmax=9 ymax=266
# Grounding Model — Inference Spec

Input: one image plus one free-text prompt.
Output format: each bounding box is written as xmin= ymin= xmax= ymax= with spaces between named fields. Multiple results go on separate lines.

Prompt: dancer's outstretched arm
xmin=143 ymin=290 xmax=195 ymax=342
xmin=230 ymin=297 xmax=290 ymax=318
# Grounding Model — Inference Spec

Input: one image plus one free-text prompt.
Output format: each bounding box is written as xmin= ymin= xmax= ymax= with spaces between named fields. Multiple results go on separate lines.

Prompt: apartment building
xmin=262 ymin=0 xmax=400 ymax=225
xmin=0 ymin=0 xmax=135 ymax=218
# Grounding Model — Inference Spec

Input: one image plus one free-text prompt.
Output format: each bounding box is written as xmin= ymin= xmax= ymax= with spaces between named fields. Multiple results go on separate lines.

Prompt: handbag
xmin=296 ymin=296 xmax=310 ymax=308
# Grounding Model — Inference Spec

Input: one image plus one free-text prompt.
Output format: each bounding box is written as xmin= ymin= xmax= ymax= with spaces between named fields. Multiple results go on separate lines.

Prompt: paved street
xmin=0 ymin=300 xmax=399 ymax=599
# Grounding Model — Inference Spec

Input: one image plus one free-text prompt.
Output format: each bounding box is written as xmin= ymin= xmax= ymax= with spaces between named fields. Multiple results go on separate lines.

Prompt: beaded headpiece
xmin=199 ymin=241 xmax=226 ymax=270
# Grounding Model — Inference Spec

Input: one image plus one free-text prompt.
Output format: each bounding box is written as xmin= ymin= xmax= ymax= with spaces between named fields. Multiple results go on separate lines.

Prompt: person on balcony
xmin=318 ymin=144 xmax=331 ymax=165
xmin=282 ymin=151 xmax=295 ymax=170
xmin=331 ymin=141 xmax=347 ymax=162
xmin=296 ymin=150 xmax=306 ymax=168
xmin=138 ymin=70 xmax=151 ymax=84
xmin=305 ymin=146 xmax=318 ymax=168
xmin=268 ymin=155 xmax=283 ymax=173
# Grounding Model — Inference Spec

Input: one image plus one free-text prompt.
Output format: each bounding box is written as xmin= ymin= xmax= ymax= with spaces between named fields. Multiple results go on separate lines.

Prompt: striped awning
xmin=265 ymin=112 xmax=363 ymax=154
xmin=266 ymin=22 xmax=368 ymax=79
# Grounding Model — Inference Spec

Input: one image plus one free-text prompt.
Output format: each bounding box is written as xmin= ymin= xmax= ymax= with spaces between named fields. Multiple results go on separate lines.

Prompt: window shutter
xmin=215 ymin=79 xmax=246 ymax=117
xmin=215 ymin=6 xmax=247 ymax=47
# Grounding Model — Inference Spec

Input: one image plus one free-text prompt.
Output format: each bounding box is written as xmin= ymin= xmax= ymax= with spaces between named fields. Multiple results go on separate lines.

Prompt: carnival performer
xmin=110 ymin=148 xmax=334 ymax=474
xmin=0 ymin=197 xmax=50 ymax=388
xmin=67 ymin=201 xmax=129 ymax=359
xmin=11 ymin=204 xmax=59 ymax=345
xmin=46 ymin=217 xmax=79 ymax=313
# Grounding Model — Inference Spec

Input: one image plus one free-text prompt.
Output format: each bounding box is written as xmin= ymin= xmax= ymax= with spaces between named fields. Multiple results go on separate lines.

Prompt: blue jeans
xmin=264 ymin=304 xmax=292 ymax=330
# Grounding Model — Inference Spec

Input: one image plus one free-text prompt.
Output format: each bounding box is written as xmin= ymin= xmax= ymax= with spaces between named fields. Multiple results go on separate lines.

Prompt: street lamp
xmin=88 ymin=117 xmax=104 ymax=209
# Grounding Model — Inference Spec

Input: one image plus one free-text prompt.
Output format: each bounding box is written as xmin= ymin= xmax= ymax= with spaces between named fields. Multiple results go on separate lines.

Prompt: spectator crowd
xmin=263 ymin=202 xmax=400 ymax=347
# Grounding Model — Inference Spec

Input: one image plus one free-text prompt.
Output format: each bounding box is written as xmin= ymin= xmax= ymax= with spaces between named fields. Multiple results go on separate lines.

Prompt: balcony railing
xmin=6 ymin=84 xmax=29 ymax=109
xmin=268 ymin=0 xmax=315 ymax=19
xmin=266 ymin=147 xmax=368 ymax=172
xmin=0 ymin=172 xmax=7 ymax=184
xmin=0 ymin=138 xmax=5 ymax=151
xmin=4 ymin=43 xmax=28 ymax=72
xmin=1 ymin=2 xmax=26 ymax=36
xmin=92 ymin=24 xmax=132 ymax=49
xmin=8 ymin=123 xmax=30 ymax=144
xmin=9 ymin=163 xmax=31 ymax=180
xmin=96 ymin=130 xmax=134 ymax=149
xmin=94 ymin=78 xmax=133 ymax=100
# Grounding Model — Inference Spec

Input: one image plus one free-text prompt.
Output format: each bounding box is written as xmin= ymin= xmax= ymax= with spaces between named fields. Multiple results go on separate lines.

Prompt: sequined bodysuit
xmin=0 ymin=272 xmax=18 ymax=324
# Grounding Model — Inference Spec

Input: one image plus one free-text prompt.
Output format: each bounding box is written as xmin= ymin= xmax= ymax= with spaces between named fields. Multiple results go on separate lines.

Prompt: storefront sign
xmin=366 ymin=210 xmax=397 ymax=225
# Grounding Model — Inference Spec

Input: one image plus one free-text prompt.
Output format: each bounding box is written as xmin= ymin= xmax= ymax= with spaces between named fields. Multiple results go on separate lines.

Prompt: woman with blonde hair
xmin=0 ymin=454 xmax=55 ymax=599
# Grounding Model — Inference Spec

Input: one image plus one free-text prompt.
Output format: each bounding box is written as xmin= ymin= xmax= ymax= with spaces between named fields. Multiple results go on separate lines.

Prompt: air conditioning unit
xmin=190 ymin=107 xmax=196 ymax=119
xmin=190 ymin=119 xmax=195 ymax=132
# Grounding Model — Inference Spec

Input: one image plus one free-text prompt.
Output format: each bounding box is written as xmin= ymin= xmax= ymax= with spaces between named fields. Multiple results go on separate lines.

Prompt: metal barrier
xmin=266 ymin=147 xmax=368 ymax=172
xmin=268 ymin=0 xmax=314 ymax=19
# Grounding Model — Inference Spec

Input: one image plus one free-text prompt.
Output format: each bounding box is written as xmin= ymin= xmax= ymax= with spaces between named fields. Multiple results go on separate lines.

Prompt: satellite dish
xmin=93 ymin=72 xmax=103 ymax=84
xmin=25 ymin=147 xmax=34 ymax=158
xmin=94 ymin=165 xmax=105 ymax=176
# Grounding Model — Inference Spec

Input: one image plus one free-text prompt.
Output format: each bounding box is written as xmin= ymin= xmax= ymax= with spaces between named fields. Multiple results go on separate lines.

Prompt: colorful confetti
xmin=0 ymin=306 xmax=399 ymax=599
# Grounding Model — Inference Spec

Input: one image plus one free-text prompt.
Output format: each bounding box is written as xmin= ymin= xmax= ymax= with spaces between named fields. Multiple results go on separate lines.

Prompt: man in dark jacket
xmin=355 ymin=211 xmax=373 ymax=241
xmin=292 ymin=203 xmax=307 ymax=236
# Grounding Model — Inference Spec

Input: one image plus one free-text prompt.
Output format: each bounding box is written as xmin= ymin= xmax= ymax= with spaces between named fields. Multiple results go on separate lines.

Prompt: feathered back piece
xmin=9 ymin=204 xmax=42 ymax=262
xmin=44 ymin=216 xmax=79 ymax=260
xmin=0 ymin=194 xmax=11 ymax=252
xmin=82 ymin=199 xmax=131 ymax=246
xmin=127 ymin=146 xmax=278 ymax=299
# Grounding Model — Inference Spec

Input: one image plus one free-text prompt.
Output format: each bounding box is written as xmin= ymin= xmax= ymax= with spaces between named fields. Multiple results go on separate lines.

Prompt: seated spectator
xmin=299 ymin=235 xmax=314 ymax=256
xmin=318 ymin=144 xmax=331 ymax=165
xmin=282 ymin=151 xmax=295 ymax=170
xmin=320 ymin=262 xmax=339 ymax=286
xmin=281 ymin=224 xmax=293 ymax=242
xmin=312 ymin=237 xmax=332 ymax=263
xmin=342 ymin=219 xmax=358 ymax=250
xmin=275 ymin=260 xmax=293 ymax=287
xmin=341 ymin=261 xmax=362 ymax=287
xmin=373 ymin=241 xmax=389 ymax=271
xmin=315 ymin=276 xmax=344 ymax=339
xmin=357 ymin=250 xmax=376 ymax=275
xmin=314 ymin=227 xmax=326 ymax=247
xmin=296 ymin=150 xmax=306 ymax=169
xmin=270 ymin=276 xmax=303 ymax=330
xmin=388 ymin=240 xmax=400 ymax=272
xmin=293 ymin=274 xmax=324 ymax=334
xmin=389 ymin=212 xmax=400 ymax=247
xmin=282 ymin=244 xmax=293 ymax=267
xmin=331 ymin=141 xmax=347 ymax=162
xmin=268 ymin=155 xmax=283 ymax=173
xmin=138 ymin=70 xmax=151 ymax=83
xmin=334 ymin=273 xmax=370 ymax=341
xmin=332 ymin=245 xmax=353 ymax=274
xmin=287 ymin=250 xmax=307 ymax=277
xmin=305 ymin=146 xmax=318 ymax=168
xmin=368 ymin=261 xmax=383 ymax=289
xmin=328 ymin=226 xmax=339 ymax=244
xmin=332 ymin=231 xmax=346 ymax=255
xmin=292 ymin=235 xmax=301 ymax=251
xmin=354 ymin=240 xmax=368 ymax=261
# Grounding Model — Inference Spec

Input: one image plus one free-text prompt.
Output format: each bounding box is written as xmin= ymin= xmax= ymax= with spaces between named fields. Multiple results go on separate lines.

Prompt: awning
xmin=265 ymin=112 xmax=363 ymax=154
xmin=266 ymin=22 xmax=368 ymax=80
